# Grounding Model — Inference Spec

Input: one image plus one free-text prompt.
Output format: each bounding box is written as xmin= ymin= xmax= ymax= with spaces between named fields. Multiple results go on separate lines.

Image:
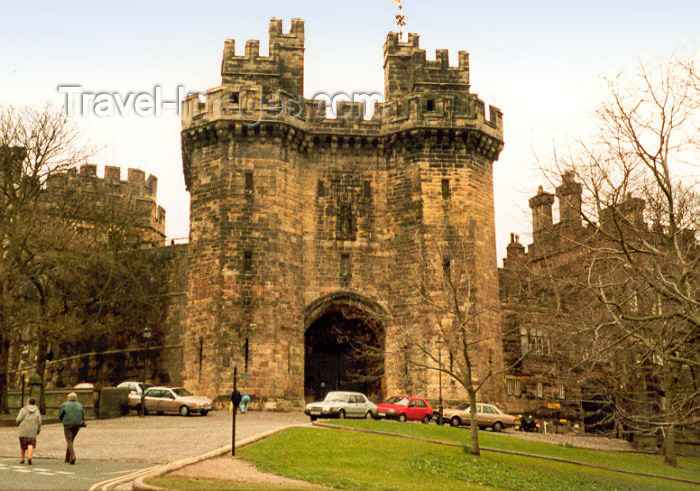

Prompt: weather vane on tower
xmin=393 ymin=0 xmax=407 ymax=41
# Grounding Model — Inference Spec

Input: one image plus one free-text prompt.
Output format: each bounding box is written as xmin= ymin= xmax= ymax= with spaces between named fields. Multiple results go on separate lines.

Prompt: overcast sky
xmin=1 ymin=0 xmax=697 ymax=262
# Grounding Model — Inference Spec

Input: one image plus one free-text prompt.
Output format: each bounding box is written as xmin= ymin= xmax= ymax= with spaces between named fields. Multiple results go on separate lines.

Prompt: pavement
xmin=0 ymin=410 xmax=309 ymax=490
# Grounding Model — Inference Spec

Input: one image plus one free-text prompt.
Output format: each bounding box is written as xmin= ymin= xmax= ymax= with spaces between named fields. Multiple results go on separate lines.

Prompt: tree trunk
xmin=34 ymin=332 xmax=48 ymax=414
xmin=662 ymin=367 xmax=677 ymax=467
xmin=468 ymin=389 xmax=480 ymax=456
xmin=0 ymin=334 xmax=8 ymax=414
xmin=0 ymin=283 xmax=8 ymax=414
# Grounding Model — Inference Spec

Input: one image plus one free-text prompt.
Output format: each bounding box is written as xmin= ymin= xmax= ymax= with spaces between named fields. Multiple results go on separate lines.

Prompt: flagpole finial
xmin=393 ymin=0 xmax=406 ymax=42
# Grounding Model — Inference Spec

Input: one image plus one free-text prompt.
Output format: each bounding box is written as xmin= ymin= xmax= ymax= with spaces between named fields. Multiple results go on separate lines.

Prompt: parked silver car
xmin=304 ymin=391 xmax=377 ymax=421
xmin=127 ymin=386 xmax=213 ymax=416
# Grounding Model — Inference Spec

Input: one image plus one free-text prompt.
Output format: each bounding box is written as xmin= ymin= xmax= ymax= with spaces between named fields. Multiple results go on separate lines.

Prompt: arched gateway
xmin=303 ymin=293 xmax=386 ymax=402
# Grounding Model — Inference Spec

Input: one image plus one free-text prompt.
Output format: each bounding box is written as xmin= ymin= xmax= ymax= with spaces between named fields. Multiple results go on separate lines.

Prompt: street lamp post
xmin=437 ymin=337 xmax=444 ymax=425
xmin=232 ymin=365 xmax=238 ymax=456
xmin=139 ymin=326 xmax=153 ymax=418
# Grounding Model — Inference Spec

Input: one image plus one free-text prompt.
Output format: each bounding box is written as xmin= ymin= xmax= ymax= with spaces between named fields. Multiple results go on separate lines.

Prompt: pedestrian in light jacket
xmin=58 ymin=392 xmax=85 ymax=465
xmin=16 ymin=397 xmax=41 ymax=465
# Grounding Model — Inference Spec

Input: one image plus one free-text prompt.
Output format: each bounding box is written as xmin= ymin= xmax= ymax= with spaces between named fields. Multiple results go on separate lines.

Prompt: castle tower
xmin=181 ymin=19 xmax=504 ymax=408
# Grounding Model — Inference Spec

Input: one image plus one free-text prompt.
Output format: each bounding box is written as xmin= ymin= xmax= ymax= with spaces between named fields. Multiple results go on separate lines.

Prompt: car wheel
xmin=200 ymin=410 xmax=209 ymax=417
xmin=310 ymin=415 xmax=317 ymax=422
xmin=398 ymin=413 xmax=407 ymax=423
xmin=422 ymin=415 xmax=431 ymax=424
xmin=338 ymin=409 xmax=345 ymax=420
xmin=493 ymin=422 xmax=503 ymax=433
xmin=143 ymin=407 xmax=149 ymax=416
xmin=450 ymin=417 xmax=461 ymax=427
xmin=157 ymin=411 xmax=164 ymax=416
xmin=180 ymin=405 xmax=190 ymax=417
xmin=365 ymin=411 xmax=374 ymax=420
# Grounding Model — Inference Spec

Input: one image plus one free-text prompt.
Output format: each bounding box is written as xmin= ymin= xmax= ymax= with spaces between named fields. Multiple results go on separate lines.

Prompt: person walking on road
xmin=59 ymin=392 xmax=85 ymax=465
xmin=16 ymin=397 xmax=41 ymax=465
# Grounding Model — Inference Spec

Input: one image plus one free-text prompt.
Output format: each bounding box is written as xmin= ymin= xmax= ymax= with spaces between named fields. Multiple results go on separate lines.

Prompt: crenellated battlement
xmin=384 ymin=32 xmax=470 ymax=101
xmin=48 ymin=165 xmax=160 ymax=200
xmin=45 ymin=165 xmax=166 ymax=244
xmin=182 ymin=18 xmax=503 ymax=162
xmin=268 ymin=17 xmax=305 ymax=45
xmin=221 ymin=18 xmax=305 ymax=97
xmin=182 ymin=87 xmax=502 ymax=137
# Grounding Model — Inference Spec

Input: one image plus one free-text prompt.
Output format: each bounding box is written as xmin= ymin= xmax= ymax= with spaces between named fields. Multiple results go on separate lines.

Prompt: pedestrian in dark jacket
xmin=58 ymin=392 xmax=85 ymax=465
xmin=16 ymin=397 xmax=41 ymax=465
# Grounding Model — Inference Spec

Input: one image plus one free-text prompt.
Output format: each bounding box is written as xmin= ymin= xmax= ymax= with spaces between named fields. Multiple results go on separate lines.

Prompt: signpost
xmin=232 ymin=366 xmax=238 ymax=457
xmin=231 ymin=369 xmax=250 ymax=456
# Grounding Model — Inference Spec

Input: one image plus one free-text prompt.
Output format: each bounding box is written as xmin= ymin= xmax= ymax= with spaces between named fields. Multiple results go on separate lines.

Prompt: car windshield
xmin=459 ymin=404 xmax=471 ymax=411
xmin=324 ymin=392 xmax=349 ymax=403
xmin=385 ymin=397 xmax=409 ymax=406
xmin=172 ymin=388 xmax=192 ymax=397
xmin=138 ymin=383 xmax=152 ymax=391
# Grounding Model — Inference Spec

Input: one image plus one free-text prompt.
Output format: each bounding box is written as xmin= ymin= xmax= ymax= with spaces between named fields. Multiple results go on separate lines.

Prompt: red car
xmin=376 ymin=396 xmax=432 ymax=423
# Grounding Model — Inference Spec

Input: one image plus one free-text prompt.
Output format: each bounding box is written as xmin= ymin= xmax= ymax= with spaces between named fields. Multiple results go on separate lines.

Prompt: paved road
xmin=0 ymin=457 xmax=149 ymax=491
xmin=0 ymin=411 xmax=308 ymax=490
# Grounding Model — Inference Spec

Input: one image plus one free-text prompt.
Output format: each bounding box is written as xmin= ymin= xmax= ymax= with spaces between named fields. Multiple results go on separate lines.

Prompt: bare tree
xmin=340 ymin=227 xmax=517 ymax=456
xmin=0 ymin=104 xmax=90 ymax=412
xmin=535 ymin=51 xmax=699 ymax=467
xmin=0 ymin=105 xmax=169 ymax=411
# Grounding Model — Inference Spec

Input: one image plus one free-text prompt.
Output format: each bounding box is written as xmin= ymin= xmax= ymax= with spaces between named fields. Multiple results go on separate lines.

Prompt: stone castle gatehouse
xmin=180 ymin=18 xmax=504 ymax=409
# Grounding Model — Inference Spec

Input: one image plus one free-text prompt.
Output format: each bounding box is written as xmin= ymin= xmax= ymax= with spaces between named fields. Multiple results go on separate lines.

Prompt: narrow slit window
xmin=317 ymin=179 xmax=325 ymax=197
xmin=245 ymin=172 xmax=254 ymax=192
xmin=363 ymin=180 xmax=371 ymax=199
xmin=441 ymin=178 xmax=450 ymax=199
xmin=243 ymin=251 xmax=253 ymax=272
xmin=427 ymin=99 xmax=436 ymax=112
xmin=244 ymin=338 xmax=250 ymax=372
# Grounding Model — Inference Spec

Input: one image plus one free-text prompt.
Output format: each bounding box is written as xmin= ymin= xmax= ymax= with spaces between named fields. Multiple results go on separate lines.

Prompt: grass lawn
xmin=332 ymin=419 xmax=700 ymax=483
xmin=228 ymin=427 xmax=696 ymax=490
xmin=149 ymin=425 xmax=700 ymax=490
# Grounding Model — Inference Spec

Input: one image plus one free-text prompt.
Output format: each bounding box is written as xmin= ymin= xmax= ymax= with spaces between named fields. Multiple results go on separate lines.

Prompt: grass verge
xmin=332 ymin=419 xmax=700 ymax=483
xmin=233 ymin=427 xmax=696 ymax=490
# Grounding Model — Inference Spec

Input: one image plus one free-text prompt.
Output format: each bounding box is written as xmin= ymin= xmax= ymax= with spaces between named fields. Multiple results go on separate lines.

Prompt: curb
xmin=131 ymin=424 xmax=308 ymax=491
xmin=313 ymin=422 xmax=700 ymax=486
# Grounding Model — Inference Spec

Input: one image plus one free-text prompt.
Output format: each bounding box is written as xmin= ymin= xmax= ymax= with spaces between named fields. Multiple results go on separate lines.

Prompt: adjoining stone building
xmin=498 ymin=174 xmax=590 ymax=429
xmin=180 ymin=18 xmax=505 ymax=409
xmin=2 ymin=159 xmax=172 ymax=389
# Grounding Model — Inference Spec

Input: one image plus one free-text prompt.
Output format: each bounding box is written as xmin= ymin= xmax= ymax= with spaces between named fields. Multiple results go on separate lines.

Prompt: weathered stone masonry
xmin=180 ymin=18 xmax=504 ymax=408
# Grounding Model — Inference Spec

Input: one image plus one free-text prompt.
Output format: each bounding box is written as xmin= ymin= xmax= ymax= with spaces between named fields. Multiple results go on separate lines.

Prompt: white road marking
xmin=14 ymin=469 xmax=31 ymax=473
xmin=56 ymin=470 xmax=75 ymax=475
xmin=37 ymin=472 xmax=54 ymax=476
xmin=33 ymin=467 xmax=49 ymax=471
